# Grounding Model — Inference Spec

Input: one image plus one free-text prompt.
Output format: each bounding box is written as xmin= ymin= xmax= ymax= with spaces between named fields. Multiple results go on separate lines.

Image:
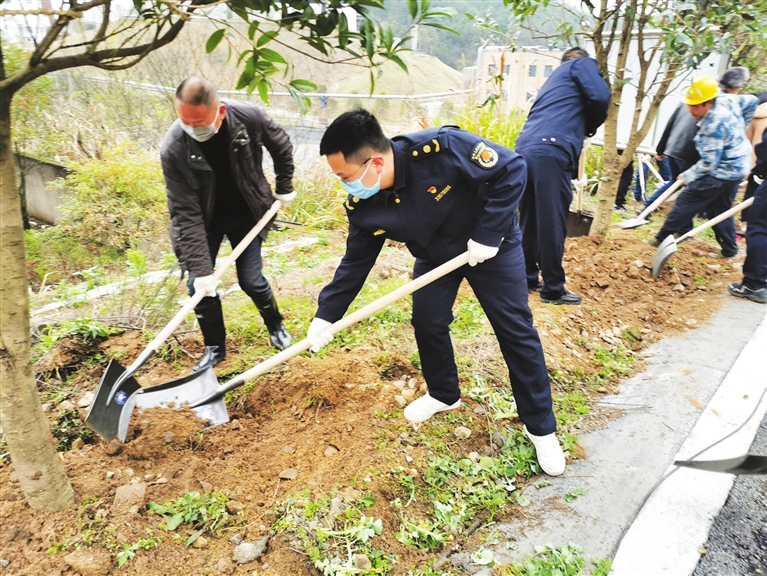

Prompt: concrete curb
xmin=611 ymin=307 xmax=767 ymax=575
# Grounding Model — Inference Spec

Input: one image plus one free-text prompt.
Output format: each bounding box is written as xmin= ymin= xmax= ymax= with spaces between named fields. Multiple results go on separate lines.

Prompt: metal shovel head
xmin=85 ymin=359 xmax=142 ymax=442
xmin=133 ymin=367 xmax=230 ymax=436
xmin=618 ymin=216 xmax=650 ymax=229
xmin=675 ymin=455 xmax=767 ymax=475
xmin=651 ymin=235 xmax=678 ymax=279
xmin=566 ymin=210 xmax=593 ymax=237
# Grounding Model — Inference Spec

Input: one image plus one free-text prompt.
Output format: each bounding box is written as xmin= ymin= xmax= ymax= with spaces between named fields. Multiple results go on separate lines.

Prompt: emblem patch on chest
xmin=471 ymin=141 xmax=498 ymax=169
xmin=434 ymin=185 xmax=451 ymax=201
xmin=427 ymin=186 xmax=437 ymax=194
xmin=373 ymin=229 xmax=386 ymax=236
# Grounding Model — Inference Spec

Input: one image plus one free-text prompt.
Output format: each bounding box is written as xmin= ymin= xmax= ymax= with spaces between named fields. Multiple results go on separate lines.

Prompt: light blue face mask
xmin=340 ymin=160 xmax=381 ymax=199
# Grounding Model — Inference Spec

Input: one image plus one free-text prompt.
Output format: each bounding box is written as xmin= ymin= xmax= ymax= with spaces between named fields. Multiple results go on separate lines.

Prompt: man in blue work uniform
xmin=653 ymin=77 xmax=756 ymax=256
xmin=516 ymin=47 xmax=611 ymax=305
xmin=305 ymin=109 xmax=566 ymax=476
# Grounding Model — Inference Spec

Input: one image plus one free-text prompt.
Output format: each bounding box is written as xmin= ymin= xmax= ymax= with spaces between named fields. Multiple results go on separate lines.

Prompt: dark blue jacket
xmin=515 ymin=57 xmax=611 ymax=171
xmin=316 ymin=126 xmax=527 ymax=322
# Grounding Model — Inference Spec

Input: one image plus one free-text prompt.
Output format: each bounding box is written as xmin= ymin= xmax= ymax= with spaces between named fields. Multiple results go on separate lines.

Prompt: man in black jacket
xmin=161 ymin=77 xmax=295 ymax=372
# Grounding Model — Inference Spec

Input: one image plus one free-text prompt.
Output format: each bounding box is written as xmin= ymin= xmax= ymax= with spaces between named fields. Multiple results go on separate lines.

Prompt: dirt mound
xmin=1 ymin=229 xmax=747 ymax=575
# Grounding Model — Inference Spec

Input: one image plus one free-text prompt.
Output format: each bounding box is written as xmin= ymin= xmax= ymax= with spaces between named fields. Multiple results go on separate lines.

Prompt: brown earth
xmin=0 ymin=226 xmax=747 ymax=576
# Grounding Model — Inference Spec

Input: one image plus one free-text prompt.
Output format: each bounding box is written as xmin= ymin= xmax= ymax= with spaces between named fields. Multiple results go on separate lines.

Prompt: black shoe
xmin=728 ymin=282 xmax=767 ymax=304
xmin=541 ymin=290 xmax=582 ymax=305
xmin=528 ymin=281 xmax=544 ymax=294
xmin=192 ymin=345 xmax=226 ymax=372
xmin=269 ymin=323 xmax=293 ymax=350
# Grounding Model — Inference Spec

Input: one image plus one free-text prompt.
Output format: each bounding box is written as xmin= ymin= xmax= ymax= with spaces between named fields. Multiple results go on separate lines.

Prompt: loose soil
xmin=0 ymin=226 xmax=748 ymax=576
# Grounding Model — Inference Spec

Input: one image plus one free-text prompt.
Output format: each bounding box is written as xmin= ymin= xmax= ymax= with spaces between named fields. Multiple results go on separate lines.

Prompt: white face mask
xmin=180 ymin=109 xmax=220 ymax=142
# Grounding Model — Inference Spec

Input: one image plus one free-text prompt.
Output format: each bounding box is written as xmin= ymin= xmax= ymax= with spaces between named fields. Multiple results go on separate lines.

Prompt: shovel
xmin=566 ymin=143 xmax=592 ymax=237
xmin=651 ymin=196 xmax=754 ymax=279
xmin=85 ymin=201 xmax=282 ymax=437
xmin=674 ymin=455 xmax=767 ymax=475
xmin=92 ymin=251 xmax=472 ymax=441
xmin=617 ymin=179 xmax=684 ymax=229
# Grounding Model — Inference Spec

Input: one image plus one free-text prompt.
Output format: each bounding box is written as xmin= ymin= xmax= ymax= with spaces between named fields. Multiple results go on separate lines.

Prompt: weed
xmin=494 ymin=543 xmax=586 ymax=575
xmin=116 ymin=536 xmax=161 ymax=567
xmin=592 ymin=558 xmax=613 ymax=575
xmin=564 ymin=488 xmax=588 ymax=502
xmin=147 ymin=491 xmax=233 ymax=546
xmin=51 ymin=410 xmax=93 ymax=451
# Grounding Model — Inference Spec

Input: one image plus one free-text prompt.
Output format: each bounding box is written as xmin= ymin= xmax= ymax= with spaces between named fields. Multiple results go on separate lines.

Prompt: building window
xmin=544 ymin=65 xmax=553 ymax=77
xmin=528 ymin=65 xmax=537 ymax=77
xmin=503 ymin=64 xmax=510 ymax=76
xmin=488 ymin=63 xmax=496 ymax=75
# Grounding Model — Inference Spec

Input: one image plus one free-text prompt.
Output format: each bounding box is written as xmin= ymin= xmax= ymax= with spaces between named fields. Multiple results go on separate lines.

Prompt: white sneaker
xmin=403 ymin=393 xmax=461 ymax=423
xmin=524 ymin=426 xmax=566 ymax=476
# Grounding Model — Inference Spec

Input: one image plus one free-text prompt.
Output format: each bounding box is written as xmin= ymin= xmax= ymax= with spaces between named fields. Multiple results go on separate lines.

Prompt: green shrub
xmin=51 ymin=142 xmax=168 ymax=254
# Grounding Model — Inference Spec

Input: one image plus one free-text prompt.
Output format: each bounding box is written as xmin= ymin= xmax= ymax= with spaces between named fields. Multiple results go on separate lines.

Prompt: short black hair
xmin=175 ymin=76 xmax=219 ymax=108
xmin=319 ymin=109 xmax=392 ymax=163
xmin=562 ymin=47 xmax=589 ymax=63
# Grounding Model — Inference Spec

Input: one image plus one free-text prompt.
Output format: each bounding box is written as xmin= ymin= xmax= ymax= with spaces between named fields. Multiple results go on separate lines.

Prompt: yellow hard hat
xmin=681 ymin=77 xmax=719 ymax=105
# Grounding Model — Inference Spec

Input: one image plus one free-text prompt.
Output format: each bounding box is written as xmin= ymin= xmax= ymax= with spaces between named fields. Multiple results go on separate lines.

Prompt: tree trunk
xmin=0 ymin=88 xmax=75 ymax=511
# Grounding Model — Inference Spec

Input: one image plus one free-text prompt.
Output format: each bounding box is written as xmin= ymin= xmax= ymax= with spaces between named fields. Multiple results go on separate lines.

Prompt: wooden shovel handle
xmin=676 ymin=196 xmax=754 ymax=244
xmin=192 ymin=252 xmax=472 ymax=406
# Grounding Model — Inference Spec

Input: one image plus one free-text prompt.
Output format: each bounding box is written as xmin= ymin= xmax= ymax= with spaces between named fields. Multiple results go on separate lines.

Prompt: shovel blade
xmin=85 ymin=360 xmax=142 ymax=442
xmin=675 ymin=455 xmax=767 ymax=475
xmin=134 ymin=367 xmax=230 ymax=432
xmin=618 ymin=217 xmax=650 ymax=229
xmin=652 ymin=235 xmax=678 ymax=279
xmin=566 ymin=211 xmax=593 ymax=237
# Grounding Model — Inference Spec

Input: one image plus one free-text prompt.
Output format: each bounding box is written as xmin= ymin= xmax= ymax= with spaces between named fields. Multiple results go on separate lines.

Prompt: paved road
xmin=465 ymin=297 xmax=766 ymax=575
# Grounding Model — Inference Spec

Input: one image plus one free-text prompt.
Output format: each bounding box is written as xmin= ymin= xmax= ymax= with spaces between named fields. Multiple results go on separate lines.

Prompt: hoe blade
xmin=85 ymin=360 xmax=142 ymax=442
xmin=675 ymin=455 xmax=767 ymax=475
xmin=651 ymin=235 xmax=678 ymax=279
xmin=134 ymin=367 xmax=229 ymax=433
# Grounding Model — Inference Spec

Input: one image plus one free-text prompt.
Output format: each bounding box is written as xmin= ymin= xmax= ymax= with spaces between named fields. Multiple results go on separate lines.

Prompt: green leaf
xmin=256 ymin=30 xmax=278 ymax=47
xmin=258 ymin=48 xmax=287 ymax=64
xmin=408 ymin=0 xmax=418 ymax=18
xmin=166 ymin=512 xmax=185 ymax=531
xmin=257 ymin=79 xmax=270 ymax=104
xmin=289 ymin=79 xmax=317 ymax=92
xmin=186 ymin=529 xmax=204 ymax=547
xmin=206 ymin=29 xmax=225 ymax=54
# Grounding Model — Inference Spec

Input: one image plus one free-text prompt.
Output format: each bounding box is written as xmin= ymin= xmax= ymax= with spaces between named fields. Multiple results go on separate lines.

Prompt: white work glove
xmin=583 ymin=137 xmax=592 ymax=149
xmin=467 ymin=239 xmax=499 ymax=267
xmin=274 ymin=191 xmax=297 ymax=207
xmin=755 ymin=175 xmax=764 ymax=185
xmin=307 ymin=318 xmax=333 ymax=352
xmin=192 ymin=275 xmax=218 ymax=297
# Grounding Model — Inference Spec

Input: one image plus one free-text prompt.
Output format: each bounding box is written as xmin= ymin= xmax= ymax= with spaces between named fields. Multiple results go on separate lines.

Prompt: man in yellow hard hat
xmin=652 ymin=77 xmax=756 ymax=257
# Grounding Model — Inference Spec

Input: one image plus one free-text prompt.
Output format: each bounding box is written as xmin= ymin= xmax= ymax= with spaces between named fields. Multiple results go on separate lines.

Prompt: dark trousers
xmin=645 ymin=157 xmax=692 ymax=206
xmin=411 ymin=241 xmax=557 ymax=436
xmin=743 ymin=180 xmax=767 ymax=289
xmin=519 ymin=145 xmax=573 ymax=299
xmin=186 ymin=218 xmax=281 ymax=348
xmin=655 ymin=175 xmax=740 ymax=257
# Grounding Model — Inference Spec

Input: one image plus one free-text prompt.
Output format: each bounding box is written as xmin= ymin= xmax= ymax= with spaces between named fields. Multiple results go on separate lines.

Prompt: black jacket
xmin=656 ymin=104 xmax=700 ymax=164
xmin=160 ymin=99 xmax=294 ymax=276
xmin=315 ymin=126 xmax=526 ymax=322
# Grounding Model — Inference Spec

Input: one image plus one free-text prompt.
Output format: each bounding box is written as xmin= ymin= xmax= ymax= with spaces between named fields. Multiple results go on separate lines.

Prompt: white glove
xmin=307 ymin=318 xmax=333 ymax=352
xmin=274 ymin=191 xmax=297 ymax=206
xmin=193 ymin=275 xmax=218 ymax=297
xmin=755 ymin=175 xmax=764 ymax=185
xmin=467 ymin=239 xmax=499 ymax=267
xmin=583 ymin=137 xmax=592 ymax=149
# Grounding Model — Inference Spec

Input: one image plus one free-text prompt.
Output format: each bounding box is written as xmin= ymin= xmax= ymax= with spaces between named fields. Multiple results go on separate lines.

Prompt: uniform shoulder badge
xmin=409 ymin=137 xmax=443 ymax=161
xmin=471 ymin=141 xmax=499 ymax=169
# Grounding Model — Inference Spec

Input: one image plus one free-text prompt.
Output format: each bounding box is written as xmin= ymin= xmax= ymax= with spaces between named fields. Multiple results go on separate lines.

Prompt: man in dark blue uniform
xmin=305 ymin=109 xmax=566 ymax=476
xmin=516 ymin=47 xmax=611 ymax=305
xmin=729 ymin=132 xmax=767 ymax=304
